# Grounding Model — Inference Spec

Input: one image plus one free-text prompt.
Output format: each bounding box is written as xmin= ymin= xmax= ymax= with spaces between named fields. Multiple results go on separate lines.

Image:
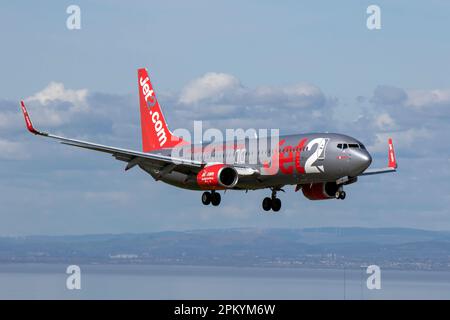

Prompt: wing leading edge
xmin=20 ymin=101 xmax=203 ymax=172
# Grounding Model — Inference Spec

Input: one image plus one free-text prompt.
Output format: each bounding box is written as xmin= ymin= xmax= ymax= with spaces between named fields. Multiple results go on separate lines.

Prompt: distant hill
xmin=1 ymin=228 xmax=450 ymax=270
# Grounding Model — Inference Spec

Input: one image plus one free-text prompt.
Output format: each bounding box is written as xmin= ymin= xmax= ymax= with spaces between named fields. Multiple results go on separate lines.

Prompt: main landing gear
xmin=201 ymin=191 xmax=221 ymax=206
xmin=262 ymin=188 xmax=282 ymax=212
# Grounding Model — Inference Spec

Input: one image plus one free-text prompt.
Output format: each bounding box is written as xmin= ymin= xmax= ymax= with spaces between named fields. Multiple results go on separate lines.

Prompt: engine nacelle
xmin=302 ymin=182 xmax=339 ymax=200
xmin=197 ymin=164 xmax=239 ymax=189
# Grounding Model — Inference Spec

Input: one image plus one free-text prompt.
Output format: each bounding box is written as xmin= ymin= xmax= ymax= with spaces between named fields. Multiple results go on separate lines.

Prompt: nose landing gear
xmin=202 ymin=191 xmax=221 ymax=206
xmin=335 ymin=187 xmax=346 ymax=200
xmin=262 ymin=188 xmax=283 ymax=212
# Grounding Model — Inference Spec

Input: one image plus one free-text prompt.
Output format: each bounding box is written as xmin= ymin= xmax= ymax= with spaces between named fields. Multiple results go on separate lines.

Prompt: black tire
xmin=271 ymin=198 xmax=281 ymax=212
xmin=211 ymin=192 xmax=221 ymax=206
xmin=201 ymin=192 xmax=211 ymax=205
xmin=262 ymin=197 xmax=272 ymax=211
xmin=340 ymin=191 xmax=346 ymax=200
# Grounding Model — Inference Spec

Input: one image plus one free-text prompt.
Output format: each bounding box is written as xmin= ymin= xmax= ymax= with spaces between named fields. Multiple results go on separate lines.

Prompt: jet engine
xmin=197 ymin=164 xmax=238 ymax=189
xmin=301 ymin=182 xmax=339 ymax=200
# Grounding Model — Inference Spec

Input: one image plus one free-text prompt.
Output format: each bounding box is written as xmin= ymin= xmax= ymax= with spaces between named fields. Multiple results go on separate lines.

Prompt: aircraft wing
xmin=359 ymin=138 xmax=398 ymax=176
xmin=359 ymin=167 xmax=396 ymax=176
xmin=20 ymin=101 xmax=203 ymax=173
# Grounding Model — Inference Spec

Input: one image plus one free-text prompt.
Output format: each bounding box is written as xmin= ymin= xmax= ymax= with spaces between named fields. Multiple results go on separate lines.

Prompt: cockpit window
xmin=338 ymin=142 xmax=366 ymax=150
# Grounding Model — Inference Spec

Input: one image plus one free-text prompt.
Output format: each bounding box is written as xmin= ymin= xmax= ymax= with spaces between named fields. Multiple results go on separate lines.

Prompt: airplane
xmin=20 ymin=67 xmax=397 ymax=212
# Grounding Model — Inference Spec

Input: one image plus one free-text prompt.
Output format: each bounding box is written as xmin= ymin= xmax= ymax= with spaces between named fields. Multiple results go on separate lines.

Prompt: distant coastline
xmin=1 ymin=227 xmax=450 ymax=271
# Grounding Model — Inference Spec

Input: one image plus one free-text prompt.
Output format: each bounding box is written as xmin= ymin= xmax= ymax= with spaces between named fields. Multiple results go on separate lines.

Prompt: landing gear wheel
xmin=201 ymin=192 xmax=211 ymax=205
xmin=335 ymin=190 xmax=346 ymax=200
xmin=271 ymin=198 xmax=281 ymax=212
xmin=211 ymin=192 xmax=221 ymax=206
xmin=262 ymin=197 xmax=272 ymax=211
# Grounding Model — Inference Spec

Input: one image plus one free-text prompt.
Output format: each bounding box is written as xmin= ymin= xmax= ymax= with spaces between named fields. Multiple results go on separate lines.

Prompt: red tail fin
xmin=137 ymin=68 xmax=186 ymax=152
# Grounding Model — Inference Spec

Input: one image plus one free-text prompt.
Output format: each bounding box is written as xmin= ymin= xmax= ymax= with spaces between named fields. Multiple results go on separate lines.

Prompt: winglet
xmin=388 ymin=138 xmax=397 ymax=169
xmin=20 ymin=100 xmax=41 ymax=135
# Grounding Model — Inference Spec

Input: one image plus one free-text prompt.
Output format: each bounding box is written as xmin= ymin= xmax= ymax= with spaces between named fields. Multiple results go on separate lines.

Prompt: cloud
xmin=359 ymin=85 xmax=450 ymax=157
xmin=370 ymin=85 xmax=450 ymax=112
xmin=370 ymin=85 xmax=407 ymax=106
xmin=2 ymin=73 xmax=330 ymax=145
xmin=19 ymin=82 xmax=90 ymax=128
xmin=405 ymin=89 xmax=450 ymax=109
xmin=0 ymin=138 xmax=28 ymax=160
xmin=374 ymin=112 xmax=396 ymax=130
xmin=178 ymin=72 xmax=326 ymax=109
xmin=179 ymin=73 xmax=242 ymax=105
xmin=369 ymin=128 xmax=431 ymax=153
xmin=244 ymin=83 xmax=326 ymax=109
xmin=172 ymin=72 xmax=330 ymax=135
xmin=0 ymin=108 xmax=21 ymax=131
xmin=5 ymin=75 xmax=447 ymax=163
xmin=27 ymin=82 xmax=88 ymax=108
xmin=3 ymin=76 xmax=449 ymax=163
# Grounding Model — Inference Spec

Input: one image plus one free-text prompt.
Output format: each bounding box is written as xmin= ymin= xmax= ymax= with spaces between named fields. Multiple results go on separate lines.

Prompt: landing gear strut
xmin=202 ymin=191 xmax=221 ymax=206
xmin=262 ymin=188 xmax=282 ymax=212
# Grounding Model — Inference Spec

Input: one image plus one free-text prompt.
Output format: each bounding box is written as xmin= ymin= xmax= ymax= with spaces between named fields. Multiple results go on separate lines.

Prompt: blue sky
xmin=1 ymin=1 xmax=450 ymax=235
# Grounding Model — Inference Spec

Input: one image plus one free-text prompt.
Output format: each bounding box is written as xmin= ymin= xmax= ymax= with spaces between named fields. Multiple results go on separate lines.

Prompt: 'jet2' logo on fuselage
xmin=140 ymin=76 xmax=167 ymax=147
xmin=262 ymin=138 xmax=328 ymax=175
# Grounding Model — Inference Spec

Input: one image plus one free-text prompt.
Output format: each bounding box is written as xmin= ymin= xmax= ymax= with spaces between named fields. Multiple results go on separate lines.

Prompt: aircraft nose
xmin=352 ymin=150 xmax=372 ymax=174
